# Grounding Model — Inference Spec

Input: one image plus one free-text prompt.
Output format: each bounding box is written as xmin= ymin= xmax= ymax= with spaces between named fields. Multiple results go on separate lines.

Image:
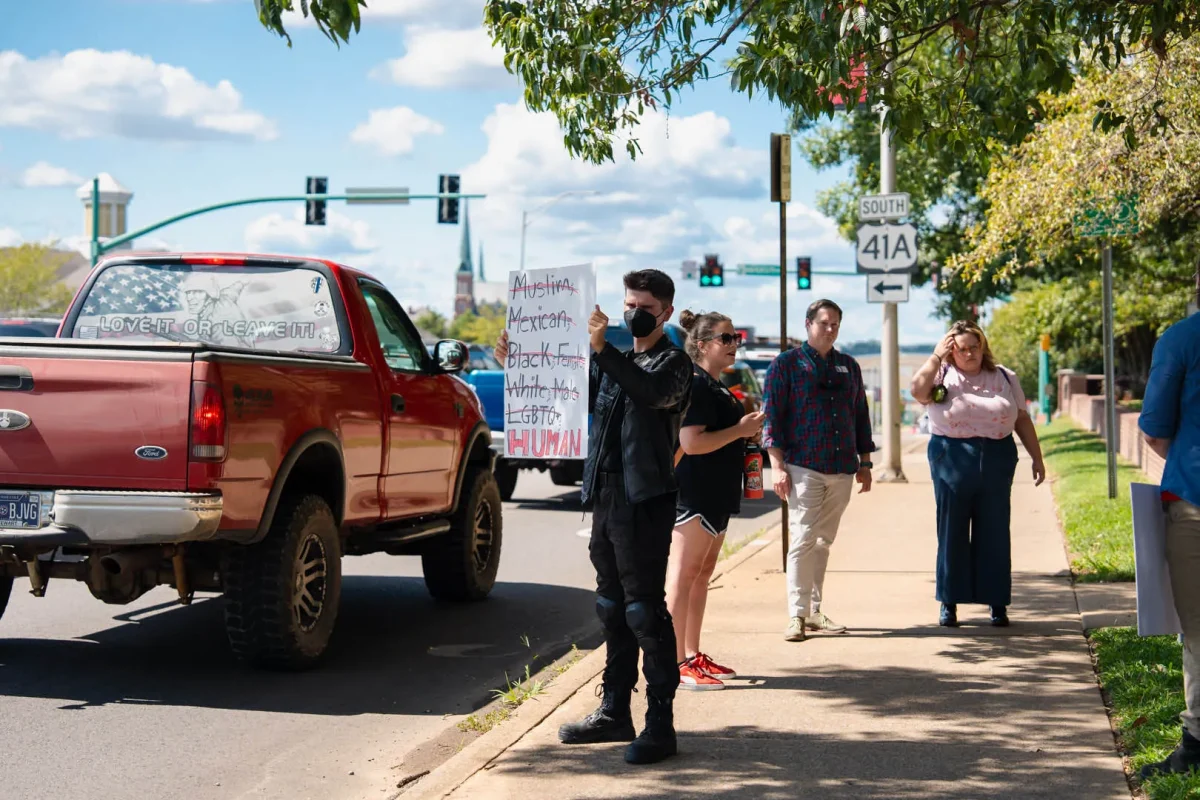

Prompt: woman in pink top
xmin=910 ymin=320 xmax=1046 ymax=628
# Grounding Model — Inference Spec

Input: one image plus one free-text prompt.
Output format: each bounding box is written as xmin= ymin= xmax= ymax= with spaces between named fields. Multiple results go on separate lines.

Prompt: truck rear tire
xmin=494 ymin=461 xmax=518 ymax=501
xmin=422 ymin=466 xmax=503 ymax=601
xmin=0 ymin=576 xmax=11 ymax=623
xmin=222 ymin=494 xmax=342 ymax=670
xmin=550 ymin=465 xmax=581 ymax=487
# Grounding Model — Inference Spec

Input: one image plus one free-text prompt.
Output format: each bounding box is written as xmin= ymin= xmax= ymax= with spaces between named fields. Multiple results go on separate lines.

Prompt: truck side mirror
xmin=434 ymin=339 xmax=467 ymax=374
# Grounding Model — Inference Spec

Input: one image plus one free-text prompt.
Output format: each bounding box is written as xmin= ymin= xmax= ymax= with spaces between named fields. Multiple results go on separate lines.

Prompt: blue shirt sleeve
xmin=762 ymin=354 xmax=789 ymax=450
xmin=1140 ymin=329 xmax=1185 ymax=440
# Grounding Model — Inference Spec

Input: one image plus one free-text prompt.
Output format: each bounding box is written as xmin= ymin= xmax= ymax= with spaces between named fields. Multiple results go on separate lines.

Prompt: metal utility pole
xmin=519 ymin=189 xmax=599 ymax=272
xmin=771 ymin=132 xmax=791 ymax=569
xmin=877 ymin=27 xmax=906 ymax=483
xmin=1101 ymin=243 xmax=1118 ymax=498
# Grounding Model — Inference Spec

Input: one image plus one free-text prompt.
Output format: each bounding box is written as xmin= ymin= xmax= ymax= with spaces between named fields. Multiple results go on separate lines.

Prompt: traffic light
xmin=796 ymin=256 xmax=812 ymax=290
xmin=305 ymin=176 xmax=327 ymax=226
xmin=699 ymin=254 xmax=724 ymax=287
xmin=437 ymin=174 xmax=460 ymax=224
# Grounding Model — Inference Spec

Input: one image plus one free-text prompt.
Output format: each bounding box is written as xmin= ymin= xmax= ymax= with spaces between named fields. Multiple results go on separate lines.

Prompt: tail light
xmin=190 ymin=382 xmax=227 ymax=460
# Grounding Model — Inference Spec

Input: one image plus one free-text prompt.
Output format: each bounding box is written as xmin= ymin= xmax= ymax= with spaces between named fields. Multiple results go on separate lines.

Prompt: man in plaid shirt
xmin=762 ymin=299 xmax=876 ymax=642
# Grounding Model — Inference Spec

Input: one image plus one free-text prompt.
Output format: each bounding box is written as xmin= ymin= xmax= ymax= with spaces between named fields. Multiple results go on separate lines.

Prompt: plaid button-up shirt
xmin=762 ymin=343 xmax=876 ymax=475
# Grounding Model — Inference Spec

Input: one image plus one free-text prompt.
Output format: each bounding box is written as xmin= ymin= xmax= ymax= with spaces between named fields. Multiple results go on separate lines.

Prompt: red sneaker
xmin=692 ymin=652 xmax=737 ymax=680
xmin=679 ymin=660 xmax=724 ymax=690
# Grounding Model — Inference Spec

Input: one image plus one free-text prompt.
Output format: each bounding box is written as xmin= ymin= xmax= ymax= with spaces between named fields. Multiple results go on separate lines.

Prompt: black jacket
xmin=581 ymin=335 xmax=693 ymax=508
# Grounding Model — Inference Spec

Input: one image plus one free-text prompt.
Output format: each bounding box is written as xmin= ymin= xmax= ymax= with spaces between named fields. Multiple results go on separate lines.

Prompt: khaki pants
xmin=1167 ymin=499 xmax=1200 ymax=739
xmin=785 ymin=464 xmax=854 ymax=619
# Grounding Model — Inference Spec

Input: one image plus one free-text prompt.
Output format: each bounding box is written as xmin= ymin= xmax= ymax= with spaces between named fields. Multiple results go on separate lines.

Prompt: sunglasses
xmin=705 ymin=333 xmax=743 ymax=346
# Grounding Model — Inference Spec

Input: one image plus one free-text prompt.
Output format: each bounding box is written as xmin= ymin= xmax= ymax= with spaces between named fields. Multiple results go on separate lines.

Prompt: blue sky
xmin=0 ymin=0 xmax=945 ymax=343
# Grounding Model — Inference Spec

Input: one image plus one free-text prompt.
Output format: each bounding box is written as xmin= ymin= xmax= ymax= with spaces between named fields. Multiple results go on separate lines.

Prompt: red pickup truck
xmin=0 ymin=253 xmax=503 ymax=669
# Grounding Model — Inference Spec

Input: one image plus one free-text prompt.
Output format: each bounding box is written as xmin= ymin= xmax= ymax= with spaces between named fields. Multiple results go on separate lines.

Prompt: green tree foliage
xmin=0 ymin=244 xmax=76 ymax=316
xmin=471 ymin=1 xmax=1197 ymax=165
xmin=256 ymin=0 xmax=366 ymax=46
xmin=448 ymin=306 xmax=507 ymax=345
xmin=413 ymin=309 xmax=449 ymax=339
xmin=987 ymin=247 xmax=1193 ymax=399
xmin=955 ymin=38 xmax=1200 ymax=280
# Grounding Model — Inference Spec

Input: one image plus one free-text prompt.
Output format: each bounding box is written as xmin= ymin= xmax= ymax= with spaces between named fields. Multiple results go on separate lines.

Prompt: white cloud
xmin=0 ymin=49 xmax=277 ymax=142
xmin=20 ymin=161 xmax=83 ymax=188
xmin=349 ymin=106 xmax=445 ymax=156
xmin=244 ymin=209 xmax=378 ymax=257
xmin=465 ymin=104 xmax=763 ymax=209
xmin=0 ymin=227 xmax=21 ymax=247
xmin=373 ymin=26 xmax=510 ymax=89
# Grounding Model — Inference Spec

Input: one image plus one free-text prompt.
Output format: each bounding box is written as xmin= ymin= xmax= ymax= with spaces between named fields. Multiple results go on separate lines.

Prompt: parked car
xmin=721 ymin=360 xmax=764 ymax=413
xmin=0 ymin=253 xmax=501 ymax=670
xmin=0 ymin=318 xmax=61 ymax=338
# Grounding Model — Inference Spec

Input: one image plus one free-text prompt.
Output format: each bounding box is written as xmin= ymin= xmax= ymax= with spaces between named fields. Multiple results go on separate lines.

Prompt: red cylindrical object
xmin=743 ymin=442 xmax=764 ymax=500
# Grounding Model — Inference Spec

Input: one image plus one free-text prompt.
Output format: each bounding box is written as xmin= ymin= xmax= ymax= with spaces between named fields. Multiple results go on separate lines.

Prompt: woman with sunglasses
xmin=910 ymin=320 xmax=1047 ymax=628
xmin=667 ymin=311 xmax=765 ymax=690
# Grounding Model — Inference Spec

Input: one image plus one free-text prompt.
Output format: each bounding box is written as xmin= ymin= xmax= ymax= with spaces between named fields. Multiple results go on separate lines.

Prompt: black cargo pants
xmin=588 ymin=472 xmax=678 ymax=701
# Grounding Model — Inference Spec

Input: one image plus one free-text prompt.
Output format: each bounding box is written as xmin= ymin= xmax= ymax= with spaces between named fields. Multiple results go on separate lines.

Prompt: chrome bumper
xmin=0 ymin=491 xmax=223 ymax=548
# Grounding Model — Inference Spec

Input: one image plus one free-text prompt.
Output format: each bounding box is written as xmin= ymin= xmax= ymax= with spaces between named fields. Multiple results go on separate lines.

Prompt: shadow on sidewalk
xmin=484 ymin=720 xmax=1116 ymax=800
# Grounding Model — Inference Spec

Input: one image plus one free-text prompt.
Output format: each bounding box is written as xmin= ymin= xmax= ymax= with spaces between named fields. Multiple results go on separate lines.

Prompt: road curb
xmin=407 ymin=522 xmax=783 ymax=799
xmin=406 ymin=645 xmax=607 ymax=799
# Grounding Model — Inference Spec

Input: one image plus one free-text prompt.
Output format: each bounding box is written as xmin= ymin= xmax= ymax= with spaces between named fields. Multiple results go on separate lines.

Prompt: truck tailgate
xmin=0 ymin=347 xmax=193 ymax=490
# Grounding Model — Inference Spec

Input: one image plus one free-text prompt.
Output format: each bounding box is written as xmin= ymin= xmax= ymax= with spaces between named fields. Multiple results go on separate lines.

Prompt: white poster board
xmin=503 ymin=264 xmax=595 ymax=460
xmin=1131 ymin=482 xmax=1183 ymax=636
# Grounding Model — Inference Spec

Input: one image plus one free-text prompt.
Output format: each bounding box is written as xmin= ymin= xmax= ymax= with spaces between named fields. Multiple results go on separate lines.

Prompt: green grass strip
xmin=1090 ymin=627 xmax=1200 ymax=798
xmin=1040 ymin=417 xmax=1151 ymax=582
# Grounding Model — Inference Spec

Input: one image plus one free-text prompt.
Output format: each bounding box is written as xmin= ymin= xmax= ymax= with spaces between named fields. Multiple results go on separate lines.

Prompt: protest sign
xmin=503 ymin=263 xmax=595 ymax=460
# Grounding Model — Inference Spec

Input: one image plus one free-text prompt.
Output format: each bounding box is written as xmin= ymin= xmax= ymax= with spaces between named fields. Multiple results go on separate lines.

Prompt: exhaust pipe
xmin=99 ymin=549 xmax=164 ymax=576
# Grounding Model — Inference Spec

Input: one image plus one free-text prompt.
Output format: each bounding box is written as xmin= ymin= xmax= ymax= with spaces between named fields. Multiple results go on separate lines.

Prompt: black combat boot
xmin=1140 ymin=727 xmax=1200 ymax=780
xmin=558 ymin=684 xmax=636 ymax=744
xmin=624 ymin=693 xmax=677 ymax=764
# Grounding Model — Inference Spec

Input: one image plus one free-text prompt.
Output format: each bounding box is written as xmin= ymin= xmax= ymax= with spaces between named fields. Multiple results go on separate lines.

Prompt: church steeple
xmin=457 ymin=201 xmax=473 ymax=275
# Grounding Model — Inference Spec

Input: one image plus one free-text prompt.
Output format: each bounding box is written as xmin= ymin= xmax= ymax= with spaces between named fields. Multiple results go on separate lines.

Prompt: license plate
xmin=0 ymin=491 xmax=43 ymax=529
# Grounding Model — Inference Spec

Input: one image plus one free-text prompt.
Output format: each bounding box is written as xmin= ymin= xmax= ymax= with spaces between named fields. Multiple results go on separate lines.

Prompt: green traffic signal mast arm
xmin=88 ymin=183 xmax=486 ymax=266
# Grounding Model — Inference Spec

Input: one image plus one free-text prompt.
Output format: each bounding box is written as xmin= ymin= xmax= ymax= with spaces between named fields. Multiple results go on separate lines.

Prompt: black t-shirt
xmin=599 ymin=388 xmax=626 ymax=471
xmin=676 ymin=368 xmax=745 ymax=515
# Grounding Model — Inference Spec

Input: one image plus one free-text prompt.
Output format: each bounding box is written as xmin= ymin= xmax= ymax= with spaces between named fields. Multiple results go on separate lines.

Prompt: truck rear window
xmin=68 ymin=263 xmax=344 ymax=354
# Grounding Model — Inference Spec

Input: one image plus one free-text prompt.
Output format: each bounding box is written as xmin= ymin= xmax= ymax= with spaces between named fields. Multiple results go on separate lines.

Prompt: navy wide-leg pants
xmin=928 ymin=434 xmax=1019 ymax=607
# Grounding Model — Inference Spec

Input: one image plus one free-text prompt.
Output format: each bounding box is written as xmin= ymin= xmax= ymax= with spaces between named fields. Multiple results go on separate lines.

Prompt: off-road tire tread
xmin=222 ymin=494 xmax=340 ymax=670
xmin=549 ymin=466 xmax=579 ymax=487
xmin=422 ymin=467 xmax=502 ymax=601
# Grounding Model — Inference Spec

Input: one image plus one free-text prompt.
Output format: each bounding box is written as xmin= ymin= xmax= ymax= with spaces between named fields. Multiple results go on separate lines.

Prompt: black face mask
xmin=624 ymin=307 xmax=662 ymax=339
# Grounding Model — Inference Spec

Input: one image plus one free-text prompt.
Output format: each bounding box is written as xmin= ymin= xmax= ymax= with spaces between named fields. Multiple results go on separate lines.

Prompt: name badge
xmin=835 ymin=366 xmax=850 ymax=373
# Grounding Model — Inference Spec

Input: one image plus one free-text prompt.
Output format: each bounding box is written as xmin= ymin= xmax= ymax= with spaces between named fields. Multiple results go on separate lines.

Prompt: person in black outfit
xmin=494 ymin=269 xmax=692 ymax=764
xmin=668 ymin=310 xmax=764 ymax=690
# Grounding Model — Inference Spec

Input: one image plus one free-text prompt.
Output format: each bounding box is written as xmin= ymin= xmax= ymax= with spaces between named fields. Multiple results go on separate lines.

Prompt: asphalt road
xmin=0 ymin=470 xmax=780 ymax=800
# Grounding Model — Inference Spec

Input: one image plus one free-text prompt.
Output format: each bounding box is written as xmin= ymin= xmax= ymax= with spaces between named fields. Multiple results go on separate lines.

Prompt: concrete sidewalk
xmin=416 ymin=445 xmax=1130 ymax=799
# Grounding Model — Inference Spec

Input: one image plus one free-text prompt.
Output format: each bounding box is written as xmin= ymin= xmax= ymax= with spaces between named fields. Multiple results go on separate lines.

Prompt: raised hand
xmin=588 ymin=305 xmax=609 ymax=352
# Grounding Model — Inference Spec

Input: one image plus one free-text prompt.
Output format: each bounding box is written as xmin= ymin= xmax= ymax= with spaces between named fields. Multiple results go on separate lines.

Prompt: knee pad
xmin=595 ymin=595 xmax=623 ymax=631
xmin=624 ymin=601 xmax=666 ymax=653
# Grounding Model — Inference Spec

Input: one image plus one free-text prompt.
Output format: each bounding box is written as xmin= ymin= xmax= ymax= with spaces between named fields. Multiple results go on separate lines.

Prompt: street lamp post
xmin=519 ymin=190 xmax=598 ymax=271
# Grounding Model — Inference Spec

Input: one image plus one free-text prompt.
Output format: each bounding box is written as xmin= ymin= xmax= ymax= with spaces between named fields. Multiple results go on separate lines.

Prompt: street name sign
xmin=866 ymin=274 xmax=911 ymax=303
xmin=346 ymin=187 xmax=410 ymax=205
xmin=858 ymin=192 xmax=910 ymax=221
xmin=856 ymin=222 xmax=918 ymax=273
xmin=738 ymin=263 xmax=782 ymax=276
xmin=1073 ymin=193 xmax=1139 ymax=238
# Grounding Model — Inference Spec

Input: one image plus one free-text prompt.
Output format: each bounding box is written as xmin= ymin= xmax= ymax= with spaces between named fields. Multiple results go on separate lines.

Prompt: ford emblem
xmin=135 ymin=446 xmax=169 ymax=460
xmin=0 ymin=410 xmax=31 ymax=431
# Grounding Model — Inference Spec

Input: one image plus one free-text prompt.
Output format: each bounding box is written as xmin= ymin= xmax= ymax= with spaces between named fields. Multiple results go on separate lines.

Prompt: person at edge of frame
xmin=1138 ymin=303 xmax=1200 ymax=780
xmin=761 ymin=298 xmax=875 ymax=644
xmin=494 ymin=268 xmax=693 ymax=765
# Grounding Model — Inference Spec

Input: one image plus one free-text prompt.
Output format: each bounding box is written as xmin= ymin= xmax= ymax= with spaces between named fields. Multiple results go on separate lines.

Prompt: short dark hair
xmin=806 ymin=299 xmax=843 ymax=323
xmin=623 ymin=269 xmax=675 ymax=307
